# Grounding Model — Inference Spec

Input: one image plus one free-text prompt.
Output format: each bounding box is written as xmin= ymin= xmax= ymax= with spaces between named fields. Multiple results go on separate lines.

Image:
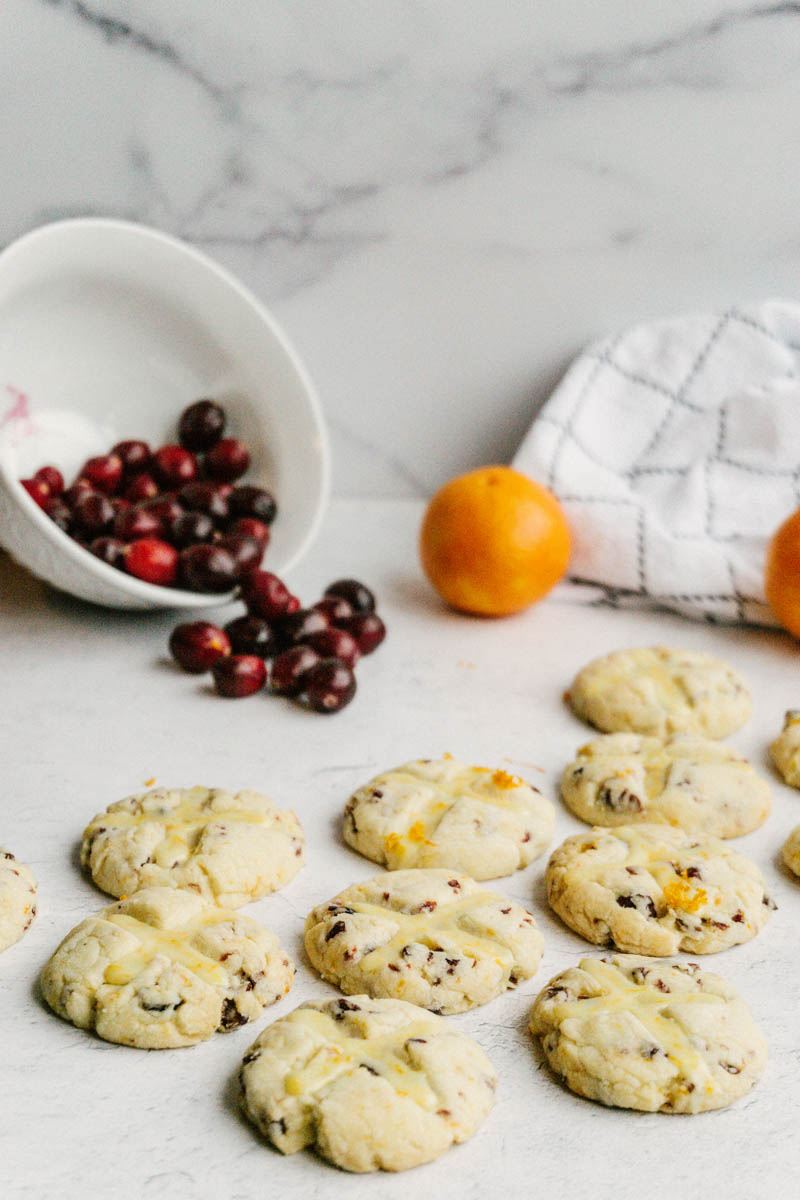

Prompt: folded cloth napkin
xmin=513 ymin=300 xmax=800 ymax=626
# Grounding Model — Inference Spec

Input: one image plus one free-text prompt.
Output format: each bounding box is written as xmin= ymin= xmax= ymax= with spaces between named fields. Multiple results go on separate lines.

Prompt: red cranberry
xmin=115 ymin=506 xmax=162 ymax=542
xmin=153 ymin=444 xmax=198 ymax=489
xmin=63 ymin=478 xmax=95 ymax=507
xmin=89 ymin=536 xmax=127 ymax=568
xmin=142 ymin=496 xmax=184 ymax=526
xmin=212 ymin=654 xmax=266 ymax=698
xmin=125 ymin=538 xmax=179 ymax=586
xmin=304 ymin=658 xmax=357 ymax=713
xmin=270 ymin=645 xmax=321 ymax=696
xmin=229 ymin=485 xmax=277 ymax=525
xmin=228 ymin=516 xmax=270 ymax=550
xmin=179 ymin=481 xmax=231 ymax=524
xmin=205 ymin=437 xmax=250 ymax=483
xmin=80 ymin=453 xmax=123 ymax=495
xmin=178 ymin=399 xmax=226 ymax=452
xmin=306 ymin=627 xmax=360 ymax=670
xmin=20 ymin=478 xmax=51 ymax=508
xmin=169 ymin=621 xmax=231 ymax=673
xmin=278 ymin=607 xmax=329 ymax=646
xmin=72 ymin=493 xmax=116 ymax=537
xmin=338 ymin=612 xmax=386 ymax=655
xmin=215 ymin=533 xmax=262 ymax=577
xmin=312 ymin=596 xmax=355 ymax=624
xmin=43 ymin=497 xmax=72 ymax=532
xmin=112 ymin=440 xmax=151 ymax=474
xmin=34 ymin=465 xmax=64 ymax=496
xmin=170 ymin=510 xmax=215 ymax=548
xmin=124 ymin=473 xmax=160 ymax=503
xmin=179 ymin=543 xmax=237 ymax=593
xmin=240 ymin=570 xmax=295 ymax=619
xmin=224 ymin=615 xmax=278 ymax=658
xmin=324 ymin=578 xmax=375 ymax=614
xmin=112 ymin=496 xmax=131 ymax=516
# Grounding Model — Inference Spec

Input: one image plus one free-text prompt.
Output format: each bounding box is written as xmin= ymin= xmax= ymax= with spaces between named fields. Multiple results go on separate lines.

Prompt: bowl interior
xmin=0 ymin=220 xmax=328 ymax=599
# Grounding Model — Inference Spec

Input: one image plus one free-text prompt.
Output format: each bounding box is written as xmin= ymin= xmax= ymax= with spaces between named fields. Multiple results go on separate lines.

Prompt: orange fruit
xmin=419 ymin=465 xmax=571 ymax=616
xmin=765 ymin=507 xmax=800 ymax=637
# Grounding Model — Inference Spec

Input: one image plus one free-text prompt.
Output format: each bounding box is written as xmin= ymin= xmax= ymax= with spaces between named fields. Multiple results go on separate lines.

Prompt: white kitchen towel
xmin=513 ymin=300 xmax=800 ymax=626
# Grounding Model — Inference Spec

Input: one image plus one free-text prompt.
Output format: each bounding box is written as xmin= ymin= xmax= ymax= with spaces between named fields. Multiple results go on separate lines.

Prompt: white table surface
xmin=2 ymin=498 xmax=798 ymax=1199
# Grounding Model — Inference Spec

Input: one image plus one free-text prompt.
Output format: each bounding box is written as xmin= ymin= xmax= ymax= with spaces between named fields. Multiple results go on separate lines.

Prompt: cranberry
xmin=124 ymin=473 xmax=160 ymax=503
xmin=80 ymin=453 xmax=123 ymax=495
xmin=63 ymin=478 xmax=95 ymax=507
xmin=125 ymin=538 xmax=179 ymax=586
xmin=179 ymin=481 xmax=231 ymax=524
xmin=224 ymin=615 xmax=278 ymax=658
xmin=304 ymin=658 xmax=357 ymax=713
xmin=212 ymin=654 xmax=266 ymax=698
xmin=277 ymin=607 xmax=329 ymax=647
xmin=153 ymin=444 xmax=198 ymax=489
xmin=312 ymin=596 xmax=355 ymax=624
xmin=89 ymin=537 xmax=127 ymax=568
xmin=112 ymin=440 xmax=151 ymax=474
xmin=215 ymin=533 xmax=262 ymax=577
xmin=115 ymin=506 xmax=162 ymax=542
xmin=170 ymin=510 xmax=215 ymax=548
xmin=229 ymin=485 xmax=277 ymax=525
xmin=241 ymin=570 xmax=295 ymax=619
xmin=169 ymin=621 xmax=231 ymax=673
xmin=20 ymin=478 xmax=51 ymax=507
xmin=324 ymin=578 xmax=375 ymax=614
xmin=306 ymin=627 xmax=360 ymax=670
xmin=142 ymin=495 xmax=184 ymax=526
xmin=339 ymin=612 xmax=386 ymax=655
xmin=72 ymin=493 xmax=116 ymax=537
xmin=179 ymin=544 xmax=237 ymax=593
xmin=270 ymin=645 xmax=321 ymax=696
xmin=205 ymin=437 xmax=250 ymax=483
xmin=34 ymin=465 xmax=64 ymax=496
xmin=228 ymin=516 xmax=270 ymax=550
xmin=178 ymin=399 xmax=226 ymax=452
xmin=112 ymin=496 xmax=131 ymax=516
xmin=43 ymin=497 xmax=72 ymax=532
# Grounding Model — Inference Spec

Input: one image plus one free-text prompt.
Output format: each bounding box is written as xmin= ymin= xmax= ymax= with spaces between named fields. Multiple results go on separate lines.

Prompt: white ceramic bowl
xmin=0 ymin=219 xmax=330 ymax=609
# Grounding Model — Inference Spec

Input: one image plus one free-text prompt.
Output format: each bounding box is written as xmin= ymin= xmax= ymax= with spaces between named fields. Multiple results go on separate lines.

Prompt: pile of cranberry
xmin=19 ymin=400 xmax=275 ymax=591
xmin=169 ymin=576 xmax=385 ymax=713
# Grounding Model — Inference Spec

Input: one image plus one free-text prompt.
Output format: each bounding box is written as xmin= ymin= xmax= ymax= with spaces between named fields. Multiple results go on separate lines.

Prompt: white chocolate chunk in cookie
xmin=546 ymin=824 xmax=775 ymax=955
xmin=343 ymin=756 xmax=554 ymax=880
xmin=305 ymin=868 xmax=543 ymax=1015
xmin=41 ymin=886 xmax=294 ymax=1048
xmin=561 ymin=733 xmax=770 ymax=838
xmin=81 ymin=785 xmax=305 ymax=907
xmin=530 ymin=955 xmax=766 ymax=1113
xmin=770 ymin=710 xmax=800 ymax=787
xmin=0 ymin=848 xmax=37 ymax=953
xmin=567 ymin=646 xmax=751 ymax=739
xmin=240 ymin=995 xmax=497 ymax=1172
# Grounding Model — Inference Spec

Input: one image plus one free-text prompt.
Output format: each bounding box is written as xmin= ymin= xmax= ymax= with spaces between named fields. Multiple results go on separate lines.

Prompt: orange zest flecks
xmin=144 ymin=777 xmax=156 ymax=787
xmin=492 ymin=769 xmax=521 ymax=789
xmin=663 ymin=879 xmax=708 ymax=913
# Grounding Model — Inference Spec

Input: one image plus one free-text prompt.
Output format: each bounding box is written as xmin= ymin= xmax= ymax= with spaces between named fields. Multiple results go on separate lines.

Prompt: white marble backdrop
xmin=3 ymin=1 xmax=800 ymax=496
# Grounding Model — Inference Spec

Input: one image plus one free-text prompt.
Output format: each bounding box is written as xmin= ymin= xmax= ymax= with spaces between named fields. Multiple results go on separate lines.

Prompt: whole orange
xmin=419 ymin=465 xmax=571 ymax=616
xmin=765 ymin=507 xmax=800 ymax=637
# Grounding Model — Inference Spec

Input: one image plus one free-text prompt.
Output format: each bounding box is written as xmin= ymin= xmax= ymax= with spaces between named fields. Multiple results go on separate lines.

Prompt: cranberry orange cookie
xmin=240 ymin=995 xmax=497 ymax=1172
xmin=567 ymin=646 xmax=751 ymax=739
xmin=781 ymin=825 xmax=800 ymax=878
xmin=0 ymin=848 xmax=37 ymax=953
xmin=770 ymin=711 xmax=800 ymax=787
xmin=81 ymin=785 xmax=305 ymax=907
xmin=41 ymin=886 xmax=293 ymax=1048
xmin=343 ymin=757 xmax=555 ymax=879
xmin=546 ymin=825 xmax=775 ymax=956
xmin=530 ymin=955 xmax=766 ymax=1113
xmin=305 ymin=869 xmax=543 ymax=1014
xmin=561 ymin=733 xmax=770 ymax=838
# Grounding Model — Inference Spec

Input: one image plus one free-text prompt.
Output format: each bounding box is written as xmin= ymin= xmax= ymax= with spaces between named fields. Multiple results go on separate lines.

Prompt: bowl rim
xmin=0 ymin=216 xmax=331 ymax=608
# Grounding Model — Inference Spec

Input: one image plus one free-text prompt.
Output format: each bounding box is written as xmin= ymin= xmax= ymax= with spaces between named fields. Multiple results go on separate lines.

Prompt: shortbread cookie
xmin=770 ymin=711 xmax=800 ymax=787
xmin=343 ymin=757 xmax=555 ymax=880
xmin=41 ymin=886 xmax=293 ymax=1048
xmin=0 ymin=848 xmax=37 ymax=953
xmin=546 ymin=824 xmax=775 ymax=955
xmin=782 ymin=825 xmax=800 ymax=877
xmin=305 ymin=869 xmax=543 ymax=1014
xmin=530 ymin=955 xmax=766 ymax=1113
xmin=81 ymin=785 xmax=305 ymax=907
xmin=240 ymin=995 xmax=497 ymax=1172
xmin=567 ymin=646 xmax=751 ymax=739
xmin=561 ymin=733 xmax=770 ymax=838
